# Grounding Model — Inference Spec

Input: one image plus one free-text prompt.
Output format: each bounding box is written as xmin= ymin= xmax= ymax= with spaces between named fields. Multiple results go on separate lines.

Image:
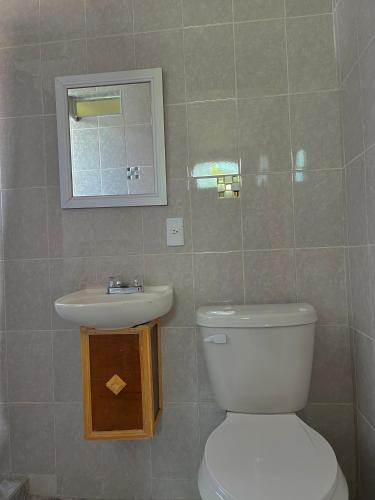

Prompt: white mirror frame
xmin=55 ymin=68 xmax=167 ymax=209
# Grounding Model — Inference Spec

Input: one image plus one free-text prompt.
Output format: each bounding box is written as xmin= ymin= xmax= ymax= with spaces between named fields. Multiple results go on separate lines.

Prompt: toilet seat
xmin=199 ymin=412 xmax=339 ymax=500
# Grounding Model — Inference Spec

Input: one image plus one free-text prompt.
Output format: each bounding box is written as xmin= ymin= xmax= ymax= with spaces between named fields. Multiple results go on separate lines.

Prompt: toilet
xmin=196 ymin=304 xmax=348 ymax=500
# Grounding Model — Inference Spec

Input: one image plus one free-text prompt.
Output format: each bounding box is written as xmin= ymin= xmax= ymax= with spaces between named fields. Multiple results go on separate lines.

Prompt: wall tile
xmin=360 ymin=37 xmax=375 ymax=150
xmin=239 ymin=96 xmax=291 ymax=174
xmin=187 ymin=100 xmax=237 ymax=175
xmin=235 ymin=20 xmax=287 ymax=98
xmin=164 ymin=105 xmax=188 ymax=179
xmin=151 ymin=404 xmax=200 ymax=479
xmin=3 ymin=189 xmax=48 ymax=259
xmin=342 ymin=64 xmax=364 ymax=165
xmin=357 ymin=411 xmax=375 ymax=499
xmin=49 ymin=258 xmax=96 ymax=329
xmin=191 ymin=179 xmax=242 ymax=252
xmin=152 ymin=478 xmax=200 ymax=499
xmin=144 ymin=254 xmax=194 ymax=326
xmin=41 ymin=40 xmax=87 ymax=115
xmin=5 ymin=259 xmax=51 ymax=331
xmin=233 ymin=0 xmax=284 ymax=21
xmin=294 ymin=170 xmax=345 ymax=247
xmin=198 ymin=402 xmax=226 ymax=449
xmin=7 ymin=331 xmax=53 ymax=402
xmin=47 ymin=187 xmax=95 ymax=258
xmin=336 ymin=0 xmax=358 ymax=81
xmin=183 ymin=0 xmax=232 ymax=26
xmin=126 ymin=123 xmax=153 ymax=166
xmin=0 ymin=333 xmax=7 ymax=403
xmin=95 ymin=254 xmax=144 ymax=285
xmin=0 ymin=45 xmax=42 ymax=117
xmin=286 ymin=0 xmax=331 ymax=16
xmin=346 ymin=155 xmax=367 ymax=246
xmin=184 ymin=25 xmax=235 ymax=101
xmin=194 ymin=252 xmax=244 ymax=308
xmin=44 ymin=116 xmax=59 ymax=187
xmin=290 ymin=91 xmax=342 ymax=171
xmin=135 ymin=30 xmax=185 ymax=104
xmin=86 ymin=0 xmax=133 ymax=37
xmin=0 ymin=117 xmax=46 ymax=188
xmin=54 ymin=403 xmax=102 ymax=497
xmin=300 ymin=403 xmax=356 ymax=496
xmin=296 ymin=248 xmax=347 ymax=324
xmin=99 ymin=127 xmax=127 ymax=170
xmin=355 ymin=331 xmax=375 ymax=427
xmin=244 ymin=250 xmax=296 ymax=303
xmin=40 ymin=0 xmax=85 ymax=42
xmin=91 ymin=207 xmax=143 ymax=256
xmin=87 ymin=35 xmax=135 ymax=73
xmin=357 ymin=0 xmax=375 ymax=55
xmin=348 ymin=246 xmax=371 ymax=336
xmin=242 ymin=173 xmax=294 ymax=250
xmin=134 ymin=0 xmax=182 ymax=32
xmin=0 ymin=404 xmax=10 ymax=473
xmin=0 ymin=0 xmax=39 ymax=48
xmin=9 ymin=403 xmax=55 ymax=474
xmin=101 ymin=440 xmax=151 ymax=498
xmin=52 ymin=330 xmax=82 ymax=402
xmin=365 ymin=146 xmax=375 ymax=243
xmin=143 ymin=179 xmax=192 ymax=254
xmin=28 ymin=474 xmax=57 ymax=498
xmin=71 ymin=128 xmax=100 ymax=173
xmin=309 ymin=325 xmax=353 ymax=403
xmin=0 ymin=264 xmax=6 ymax=332
xmin=287 ymin=14 xmax=337 ymax=93
xmin=197 ymin=330 xmax=215 ymax=402
xmin=161 ymin=327 xmax=198 ymax=403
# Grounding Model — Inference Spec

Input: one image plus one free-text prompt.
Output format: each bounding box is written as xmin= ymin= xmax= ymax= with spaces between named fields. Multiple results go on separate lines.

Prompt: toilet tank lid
xmin=196 ymin=304 xmax=317 ymax=328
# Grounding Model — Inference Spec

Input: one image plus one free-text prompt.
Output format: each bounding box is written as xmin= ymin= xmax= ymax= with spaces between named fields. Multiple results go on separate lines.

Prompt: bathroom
xmin=0 ymin=0 xmax=373 ymax=499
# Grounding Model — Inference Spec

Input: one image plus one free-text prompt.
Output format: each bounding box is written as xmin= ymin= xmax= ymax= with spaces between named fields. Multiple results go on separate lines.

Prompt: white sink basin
xmin=55 ymin=285 xmax=173 ymax=329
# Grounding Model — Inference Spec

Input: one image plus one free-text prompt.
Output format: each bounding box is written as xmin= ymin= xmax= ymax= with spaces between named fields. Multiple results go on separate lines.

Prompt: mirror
xmin=55 ymin=69 xmax=167 ymax=208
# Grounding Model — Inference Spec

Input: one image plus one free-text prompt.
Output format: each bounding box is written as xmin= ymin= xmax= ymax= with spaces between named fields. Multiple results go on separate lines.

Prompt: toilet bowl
xmin=198 ymin=413 xmax=348 ymax=500
xmin=196 ymin=304 xmax=349 ymax=500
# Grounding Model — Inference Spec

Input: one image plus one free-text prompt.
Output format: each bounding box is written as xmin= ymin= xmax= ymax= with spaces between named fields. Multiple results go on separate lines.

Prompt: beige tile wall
xmin=0 ymin=0 xmax=354 ymax=498
xmin=335 ymin=0 xmax=375 ymax=498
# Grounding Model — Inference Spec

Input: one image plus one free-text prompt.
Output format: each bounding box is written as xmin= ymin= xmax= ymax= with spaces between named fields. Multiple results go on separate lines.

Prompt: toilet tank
xmin=197 ymin=304 xmax=317 ymax=414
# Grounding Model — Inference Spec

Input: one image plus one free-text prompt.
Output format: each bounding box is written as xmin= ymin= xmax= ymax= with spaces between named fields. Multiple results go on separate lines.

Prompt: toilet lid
xmin=202 ymin=413 xmax=338 ymax=500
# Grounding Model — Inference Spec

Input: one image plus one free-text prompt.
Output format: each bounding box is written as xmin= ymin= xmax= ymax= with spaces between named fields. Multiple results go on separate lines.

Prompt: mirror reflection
xmin=68 ymin=82 xmax=154 ymax=197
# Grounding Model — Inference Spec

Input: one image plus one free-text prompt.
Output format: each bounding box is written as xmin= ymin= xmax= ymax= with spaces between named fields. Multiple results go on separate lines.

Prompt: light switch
xmin=166 ymin=217 xmax=184 ymax=246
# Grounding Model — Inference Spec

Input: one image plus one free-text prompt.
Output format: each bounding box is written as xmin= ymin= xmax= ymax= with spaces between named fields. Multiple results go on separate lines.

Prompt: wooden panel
xmin=150 ymin=324 xmax=161 ymax=419
xmin=89 ymin=334 xmax=143 ymax=432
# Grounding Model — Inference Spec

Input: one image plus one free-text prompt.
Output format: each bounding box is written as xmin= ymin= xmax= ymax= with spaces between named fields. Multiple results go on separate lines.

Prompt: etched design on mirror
xmin=68 ymin=82 xmax=155 ymax=198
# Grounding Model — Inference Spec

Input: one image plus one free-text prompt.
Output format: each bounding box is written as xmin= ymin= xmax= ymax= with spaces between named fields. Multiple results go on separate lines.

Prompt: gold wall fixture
xmin=217 ymin=175 xmax=241 ymax=198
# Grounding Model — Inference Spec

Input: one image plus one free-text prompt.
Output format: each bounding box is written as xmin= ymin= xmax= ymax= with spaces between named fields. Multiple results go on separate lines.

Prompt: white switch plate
xmin=166 ymin=217 xmax=184 ymax=246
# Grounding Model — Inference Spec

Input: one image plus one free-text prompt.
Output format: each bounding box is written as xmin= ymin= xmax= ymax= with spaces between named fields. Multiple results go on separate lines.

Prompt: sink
xmin=55 ymin=285 xmax=173 ymax=329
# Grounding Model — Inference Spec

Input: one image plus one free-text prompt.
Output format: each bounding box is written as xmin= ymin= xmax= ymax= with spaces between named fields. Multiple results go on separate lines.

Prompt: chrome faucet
xmin=107 ymin=276 xmax=144 ymax=294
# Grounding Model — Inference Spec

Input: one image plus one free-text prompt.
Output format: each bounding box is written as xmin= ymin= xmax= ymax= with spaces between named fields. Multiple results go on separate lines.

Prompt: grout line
xmin=0 ymin=88 xmax=343 ymax=122
xmin=283 ymin=0 xmax=298 ymax=303
xmin=230 ymin=0 xmax=246 ymax=305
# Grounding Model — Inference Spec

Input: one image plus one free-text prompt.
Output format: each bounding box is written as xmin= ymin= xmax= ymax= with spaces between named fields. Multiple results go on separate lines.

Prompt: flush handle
xmin=204 ymin=334 xmax=227 ymax=344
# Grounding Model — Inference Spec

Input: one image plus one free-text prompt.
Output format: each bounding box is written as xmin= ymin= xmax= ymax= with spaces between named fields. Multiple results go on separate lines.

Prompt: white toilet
xmin=197 ymin=304 xmax=348 ymax=500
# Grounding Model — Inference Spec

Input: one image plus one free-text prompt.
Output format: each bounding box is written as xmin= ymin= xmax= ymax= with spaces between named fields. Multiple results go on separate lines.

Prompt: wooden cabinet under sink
xmin=80 ymin=320 xmax=162 ymax=440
